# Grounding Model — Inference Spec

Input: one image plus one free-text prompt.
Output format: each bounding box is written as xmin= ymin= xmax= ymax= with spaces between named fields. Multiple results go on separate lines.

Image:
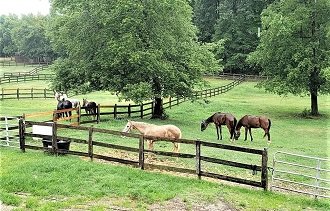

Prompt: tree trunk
xmin=310 ymin=89 xmax=318 ymax=115
xmin=151 ymin=97 xmax=164 ymax=119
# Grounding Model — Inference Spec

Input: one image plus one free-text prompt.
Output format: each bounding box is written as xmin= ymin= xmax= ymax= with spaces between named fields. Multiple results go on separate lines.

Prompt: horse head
xmin=200 ymin=120 xmax=208 ymax=131
xmin=122 ymin=120 xmax=133 ymax=133
xmin=234 ymin=130 xmax=240 ymax=140
xmin=82 ymin=98 xmax=88 ymax=107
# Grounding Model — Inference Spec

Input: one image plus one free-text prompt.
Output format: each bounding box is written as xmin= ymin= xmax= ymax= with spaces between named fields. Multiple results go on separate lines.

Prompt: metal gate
xmin=0 ymin=116 xmax=20 ymax=148
xmin=271 ymin=151 xmax=330 ymax=199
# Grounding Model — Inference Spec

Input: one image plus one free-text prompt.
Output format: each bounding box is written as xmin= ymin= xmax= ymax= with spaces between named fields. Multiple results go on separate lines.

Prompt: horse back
xmin=165 ymin=125 xmax=182 ymax=139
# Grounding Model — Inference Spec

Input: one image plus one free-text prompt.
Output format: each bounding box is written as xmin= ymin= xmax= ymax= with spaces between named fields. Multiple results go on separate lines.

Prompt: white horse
xmin=54 ymin=91 xmax=80 ymax=108
xmin=122 ymin=120 xmax=181 ymax=153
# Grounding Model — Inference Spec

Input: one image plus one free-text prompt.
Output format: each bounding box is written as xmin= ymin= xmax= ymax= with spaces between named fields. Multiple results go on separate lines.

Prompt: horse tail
xmin=268 ymin=119 xmax=271 ymax=131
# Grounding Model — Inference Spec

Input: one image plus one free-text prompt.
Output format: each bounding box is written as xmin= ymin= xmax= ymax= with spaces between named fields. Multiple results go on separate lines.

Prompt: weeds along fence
xmin=0 ymin=73 xmax=54 ymax=85
xmin=19 ymin=120 xmax=269 ymax=190
xmin=1 ymin=88 xmax=54 ymax=100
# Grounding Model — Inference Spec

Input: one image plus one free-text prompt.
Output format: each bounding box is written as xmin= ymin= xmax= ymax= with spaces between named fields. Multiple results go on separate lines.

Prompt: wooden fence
xmin=0 ymin=73 xmax=54 ymax=85
xmin=19 ymin=120 xmax=269 ymax=190
xmin=1 ymin=88 xmax=54 ymax=100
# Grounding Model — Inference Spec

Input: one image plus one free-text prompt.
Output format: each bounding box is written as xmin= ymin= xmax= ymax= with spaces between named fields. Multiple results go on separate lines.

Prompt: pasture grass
xmin=1 ymin=79 xmax=330 ymax=210
xmin=1 ymin=148 xmax=329 ymax=210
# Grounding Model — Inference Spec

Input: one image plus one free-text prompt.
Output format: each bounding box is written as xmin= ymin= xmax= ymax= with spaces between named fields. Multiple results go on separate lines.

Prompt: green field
xmin=0 ymin=78 xmax=329 ymax=210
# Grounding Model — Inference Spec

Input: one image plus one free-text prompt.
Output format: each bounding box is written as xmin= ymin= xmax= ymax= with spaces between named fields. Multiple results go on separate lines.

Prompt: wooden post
xmin=140 ymin=104 xmax=143 ymax=118
xmin=196 ymin=139 xmax=201 ymax=179
xmin=31 ymin=88 xmax=33 ymax=99
xmin=139 ymin=135 xmax=145 ymax=170
xmin=1 ymin=88 xmax=3 ymax=100
xmin=44 ymin=88 xmax=46 ymax=99
xmin=261 ymin=148 xmax=268 ymax=190
xmin=77 ymin=105 xmax=81 ymax=125
xmin=19 ymin=118 xmax=25 ymax=152
xmin=97 ymin=104 xmax=100 ymax=123
xmin=52 ymin=122 xmax=58 ymax=155
xmin=17 ymin=88 xmax=19 ymax=100
xmin=128 ymin=104 xmax=131 ymax=118
xmin=114 ymin=104 xmax=117 ymax=119
xmin=169 ymin=96 xmax=172 ymax=109
xmin=88 ymin=126 xmax=94 ymax=161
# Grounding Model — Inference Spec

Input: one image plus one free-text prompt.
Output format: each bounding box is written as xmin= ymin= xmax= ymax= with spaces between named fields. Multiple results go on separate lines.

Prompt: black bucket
xmin=42 ymin=139 xmax=71 ymax=154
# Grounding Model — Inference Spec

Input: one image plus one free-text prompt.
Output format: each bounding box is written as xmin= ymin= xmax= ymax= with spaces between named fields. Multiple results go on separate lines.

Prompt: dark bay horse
xmin=56 ymin=100 xmax=72 ymax=120
xmin=83 ymin=99 xmax=97 ymax=119
xmin=201 ymin=112 xmax=237 ymax=141
xmin=234 ymin=115 xmax=271 ymax=142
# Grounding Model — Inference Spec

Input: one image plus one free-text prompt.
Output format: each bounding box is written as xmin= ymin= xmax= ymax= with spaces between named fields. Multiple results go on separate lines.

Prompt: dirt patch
xmin=148 ymin=197 xmax=236 ymax=211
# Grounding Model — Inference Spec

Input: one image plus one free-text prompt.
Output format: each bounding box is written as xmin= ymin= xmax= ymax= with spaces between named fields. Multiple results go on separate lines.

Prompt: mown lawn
xmin=0 ymin=78 xmax=329 ymax=210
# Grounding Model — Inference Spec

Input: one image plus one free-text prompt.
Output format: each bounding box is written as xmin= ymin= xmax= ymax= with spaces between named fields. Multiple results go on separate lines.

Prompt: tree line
xmin=0 ymin=0 xmax=329 ymax=116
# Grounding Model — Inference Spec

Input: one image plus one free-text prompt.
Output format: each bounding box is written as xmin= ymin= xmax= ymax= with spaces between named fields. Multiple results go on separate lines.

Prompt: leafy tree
xmin=193 ymin=0 xmax=220 ymax=43
xmin=0 ymin=15 xmax=18 ymax=56
xmin=248 ymin=0 xmax=330 ymax=115
xmin=213 ymin=0 xmax=271 ymax=74
xmin=48 ymin=0 xmax=220 ymax=118
xmin=11 ymin=15 xmax=55 ymax=62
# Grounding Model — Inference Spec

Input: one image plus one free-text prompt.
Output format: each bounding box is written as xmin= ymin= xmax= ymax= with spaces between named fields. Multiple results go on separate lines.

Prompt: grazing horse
xmin=82 ymin=99 xmax=97 ymax=119
xmin=122 ymin=120 xmax=182 ymax=153
xmin=56 ymin=100 xmax=72 ymax=120
xmin=201 ymin=112 xmax=237 ymax=141
xmin=234 ymin=115 xmax=271 ymax=142
xmin=54 ymin=91 xmax=80 ymax=108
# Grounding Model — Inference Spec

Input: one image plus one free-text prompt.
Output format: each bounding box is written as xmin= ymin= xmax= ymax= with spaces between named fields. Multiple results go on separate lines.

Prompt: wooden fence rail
xmin=20 ymin=120 xmax=269 ymax=190
xmin=0 ymin=73 xmax=54 ymax=85
xmin=1 ymin=88 xmax=54 ymax=100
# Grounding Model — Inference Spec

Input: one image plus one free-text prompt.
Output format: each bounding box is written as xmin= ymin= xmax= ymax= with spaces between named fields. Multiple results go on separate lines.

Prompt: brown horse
xmin=201 ymin=112 xmax=237 ymax=141
xmin=234 ymin=115 xmax=271 ymax=142
xmin=122 ymin=120 xmax=182 ymax=153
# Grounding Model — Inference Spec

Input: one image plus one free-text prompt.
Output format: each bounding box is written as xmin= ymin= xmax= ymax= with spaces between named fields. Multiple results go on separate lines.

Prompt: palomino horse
xmin=122 ymin=120 xmax=182 ymax=153
xmin=54 ymin=91 xmax=80 ymax=108
xmin=82 ymin=99 xmax=97 ymax=119
xmin=201 ymin=112 xmax=237 ymax=141
xmin=234 ymin=115 xmax=271 ymax=142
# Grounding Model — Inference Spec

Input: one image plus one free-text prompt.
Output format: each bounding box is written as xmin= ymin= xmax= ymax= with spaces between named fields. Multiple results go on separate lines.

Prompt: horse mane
xmin=235 ymin=118 xmax=244 ymax=129
xmin=205 ymin=113 xmax=217 ymax=123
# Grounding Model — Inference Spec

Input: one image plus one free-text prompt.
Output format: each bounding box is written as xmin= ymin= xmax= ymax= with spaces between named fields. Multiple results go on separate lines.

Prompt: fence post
xmin=77 ymin=105 xmax=81 ymax=125
xmin=261 ymin=148 xmax=268 ymax=190
xmin=31 ymin=88 xmax=33 ymax=99
xmin=88 ymin=125 xmax=94 ymax=161
xmin=140 ymin=104 xmax=143 ymax=118
xmin=52 ymin=122 xmax=58 ymax=155
xmin=128 ymin=104 xmax=131 ymax=118
xmin=169 ymin=96 xmax=172 ymax=109
xmin=97 ymin=104 xmax=100 ymax=123
xmin=114 ymin=104 xmax=117 ymax=119
xmin=1 ymin=88 xmax=3 ymax=100
xmin=196 ymin=139 xmax=201 ymax=179
xmin=17 ymin=88 xmax=19 ymax=100
xmin=19 ymin=118 xmax=25 ymax=152
xmin=44 ymin=88 xmax=46 ymax=99
xmin=139 ymin=135 xmax=145 ymax=170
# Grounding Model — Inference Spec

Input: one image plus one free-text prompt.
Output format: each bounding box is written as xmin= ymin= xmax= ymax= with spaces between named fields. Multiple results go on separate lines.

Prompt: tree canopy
xmin=248 ymin=0 xmax=330 ymax=115
xmin=48 ymin=0 xmax=220 ymax=109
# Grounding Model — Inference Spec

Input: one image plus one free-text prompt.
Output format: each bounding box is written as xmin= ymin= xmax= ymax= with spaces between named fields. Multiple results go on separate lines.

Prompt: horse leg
xmin=263 ymin=129 xmax=271 ymax=143
xmin=244 ymin=127 xmax=248 ymax=141
xmin=216 ymin=125 xmax=220 ymax=140
xmin=249 ymin=128 xmax=253 ymax=142
xmin=173 ymin=142 xmax=179 ymax=153
xmin=219 ymin=125 xmax=222 ymax=140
